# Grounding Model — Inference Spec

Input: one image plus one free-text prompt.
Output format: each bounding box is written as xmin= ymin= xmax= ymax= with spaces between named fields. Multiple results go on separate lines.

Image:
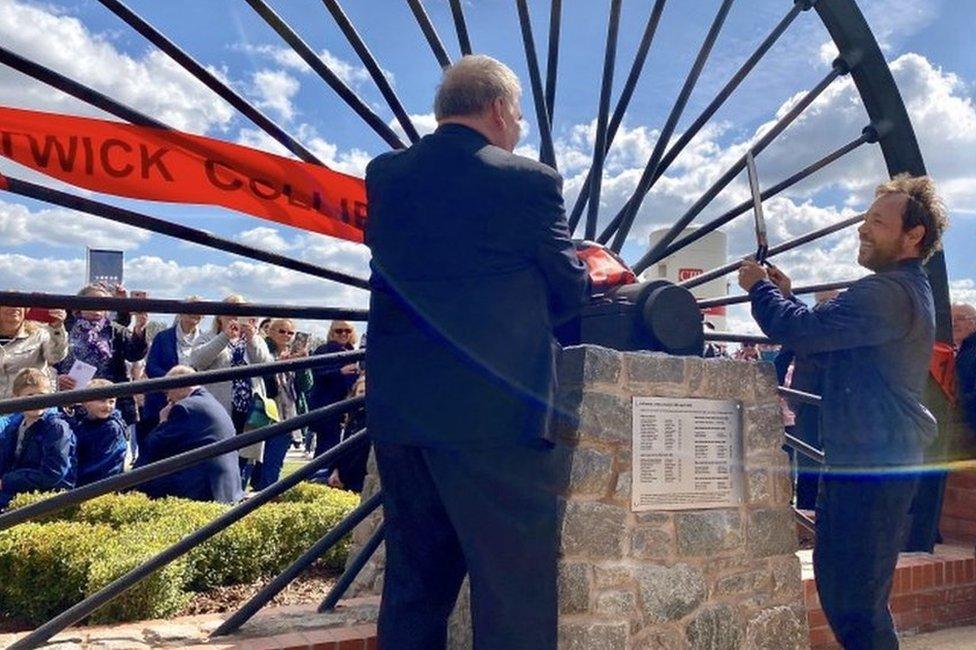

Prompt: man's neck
xmin=437 ymin=118 xmax=494 ymax=145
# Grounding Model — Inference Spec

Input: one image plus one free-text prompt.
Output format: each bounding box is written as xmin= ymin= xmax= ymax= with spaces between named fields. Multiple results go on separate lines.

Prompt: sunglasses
xmin=334 ymin=328 xmax=352 ymax=334
xmin=277 ymin=329 xmax=296 ymax=335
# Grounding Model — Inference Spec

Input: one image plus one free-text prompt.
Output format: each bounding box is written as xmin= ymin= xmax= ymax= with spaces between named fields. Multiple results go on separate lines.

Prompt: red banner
xmin=0 ymin=106 xmax=367 ymax=242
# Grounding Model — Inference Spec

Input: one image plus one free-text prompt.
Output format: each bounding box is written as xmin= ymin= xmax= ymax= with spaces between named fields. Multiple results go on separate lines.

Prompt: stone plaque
xmin=632 ymin=397 xmax=743 ymax=511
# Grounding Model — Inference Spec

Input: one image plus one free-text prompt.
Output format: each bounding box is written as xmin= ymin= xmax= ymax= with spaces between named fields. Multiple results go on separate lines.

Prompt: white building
xmin=642 ymin=227 xmax=729 ymax=331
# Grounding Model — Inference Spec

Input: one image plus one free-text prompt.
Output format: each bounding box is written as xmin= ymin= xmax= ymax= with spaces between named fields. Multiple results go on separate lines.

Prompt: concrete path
xmin=902 ymin=626 xmax=976 ymax=649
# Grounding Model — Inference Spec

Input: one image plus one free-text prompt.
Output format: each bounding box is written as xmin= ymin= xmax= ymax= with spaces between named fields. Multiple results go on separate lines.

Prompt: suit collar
xmin=433 ymin=123 xmax=490 ymax=146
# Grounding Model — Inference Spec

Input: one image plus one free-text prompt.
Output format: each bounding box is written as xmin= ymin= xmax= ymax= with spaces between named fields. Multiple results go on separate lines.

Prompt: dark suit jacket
xmin=134 ymin=387 xmax=243 ymax=503
xmin=364 ymin=123 xmax=589 ymax=448
xmin=144 ymin=326 xmax=180 ymax=421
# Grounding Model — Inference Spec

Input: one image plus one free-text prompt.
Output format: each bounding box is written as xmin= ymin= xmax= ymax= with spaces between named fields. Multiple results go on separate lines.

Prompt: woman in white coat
xmin=189 ymin=295 xmax=274 ymax=482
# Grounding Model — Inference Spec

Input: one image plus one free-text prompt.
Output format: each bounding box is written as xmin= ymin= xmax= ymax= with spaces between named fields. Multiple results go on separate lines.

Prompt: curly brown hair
xmin=875 ymin=174 xmax=948 ymax=261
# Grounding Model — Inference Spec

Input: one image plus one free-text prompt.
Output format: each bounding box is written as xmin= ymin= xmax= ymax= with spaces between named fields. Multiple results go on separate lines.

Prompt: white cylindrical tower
xmin=642 ymin=227 xmax=729 ymax=331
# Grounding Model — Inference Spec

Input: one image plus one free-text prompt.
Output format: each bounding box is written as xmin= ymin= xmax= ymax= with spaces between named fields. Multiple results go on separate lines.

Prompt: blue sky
xmin=0 ymin=0 xmax=974 ymax=335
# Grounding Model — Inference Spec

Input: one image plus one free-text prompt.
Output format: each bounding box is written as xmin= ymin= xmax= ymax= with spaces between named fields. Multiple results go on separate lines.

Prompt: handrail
xmin=778 ymin=386 xmax=822 ymax=406
xmin=0 ymin=292 xmax=368 ymax=322
xmin=0 ymin=396 xmax=365 ymax=531
xmin=212 ymin=488 xmax=382 ymax=636
xmin=7 ymin=430 xmax=370 ymax=650
xmin=0 ymin=350 xmax=364 ymax=415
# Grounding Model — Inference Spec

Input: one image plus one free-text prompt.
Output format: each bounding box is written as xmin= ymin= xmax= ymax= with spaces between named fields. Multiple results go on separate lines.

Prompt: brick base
xmin=940 ymin=469 xmax=976 ymax=543
xmin=802 ymin=545 xmax=976 ymax=648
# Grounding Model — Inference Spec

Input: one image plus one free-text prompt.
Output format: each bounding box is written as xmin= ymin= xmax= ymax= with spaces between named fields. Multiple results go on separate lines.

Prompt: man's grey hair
xmin=434 ymin=55 xmax=521 ymax=120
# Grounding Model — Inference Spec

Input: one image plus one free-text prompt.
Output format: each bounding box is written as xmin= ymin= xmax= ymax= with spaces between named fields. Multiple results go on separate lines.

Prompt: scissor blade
xmin=745 ymin=150 xmax=768 ymax=262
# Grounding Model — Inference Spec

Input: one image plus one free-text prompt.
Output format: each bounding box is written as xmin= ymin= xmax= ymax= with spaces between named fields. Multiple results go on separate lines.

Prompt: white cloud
xmin=388 ymin=112 xmax=438 ymax=143
xmin=0 ymin=252 xmax=369 ymax=338
xmin=250 ymin=69 xmax=301 ymax=122
xmin=0 ymin=0 xmax=235 ymax=135
xmin=236 ymin=43 xmax=382 ymax=88
xmin=237 ymin=123 xmax=372 ymax=176
xmin=950 ymin=279 xmax=976 ymax=306
xmin=237 ymin=226 xmax=295 ymax=251
xmin=0 ymin=199 xmax=150 ymax=250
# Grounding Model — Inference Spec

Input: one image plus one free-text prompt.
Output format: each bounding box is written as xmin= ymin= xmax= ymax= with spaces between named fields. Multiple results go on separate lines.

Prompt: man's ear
xmin=490 ymin=97 xmax=506 ymax=127
xmin=906 ymin=224 xmax=926 ymax=251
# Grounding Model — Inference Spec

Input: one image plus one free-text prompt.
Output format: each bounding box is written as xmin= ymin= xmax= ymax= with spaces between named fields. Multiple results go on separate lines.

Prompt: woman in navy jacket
xmin=306 ymin=321 xmax=360 ymax=457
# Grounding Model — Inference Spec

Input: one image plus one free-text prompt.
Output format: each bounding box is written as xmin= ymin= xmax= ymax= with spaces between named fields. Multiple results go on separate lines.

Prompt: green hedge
xmin=0 ymin=486 xmax=360 ymax=625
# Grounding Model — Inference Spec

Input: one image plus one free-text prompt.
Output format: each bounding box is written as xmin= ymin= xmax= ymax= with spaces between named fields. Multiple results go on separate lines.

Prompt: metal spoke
xmin=323 ymin=0 xmax=420 ymax=144
xmin=212 ymin=490 xmax=382 ymax=636
xmin=515 ymin=0 xmax=557 ymax=169
xmin=0 ymin=175 xmax=370 ymax=290
xmin=7 ymin=430 xmax=369 ymax=650
xmin=0 ymin=45 xmax=164 ymax=128
xmin=245 ymin=0 xmax=405 ymax=150
xmin=449 ymin=0 xmax=473 ymax=55
xmin=407 ymin=0 xmax=452 ymax=68
xmin=568 ymin=0 xmax=667 ymax=231
xmin=595 ymin=1 xmax=809 ymax=243
xmin=634 ymin=60 xmax=849 ymax=273
xmin=650 ymin=128 xmax=876 ymax=264
xmin=544 ymin=0 xmax=562 ymax=125
xmin=703 ymin=331 xmax=771 ymax=345
xmin=0 ymin=393 xmax=363 ymax=530
xmin=609 ymin=0 xmax=736 ymax=253
xmin=583 ymin=0 xmax=623 ymax=241
xmin=0 ymin=292 xmax=367 ymax=322
xmin=318 ymin=521 xmax=386 ymax=612
xmin=697 ymin=279 xmax=856 ymax=309
xmin=97 ymin=0 xmax=323 ymax=164
xmin=794 ymin=509 xmax=815 ymax=533
xmin=680 ymin=212 xmax=865 ymax=290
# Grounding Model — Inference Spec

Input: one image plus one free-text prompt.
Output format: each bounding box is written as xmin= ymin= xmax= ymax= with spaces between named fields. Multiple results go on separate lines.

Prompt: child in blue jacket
xmin=68 ymin=378 xmax=127 ymax=486
xmin=0 ymin=368 xmax=76 ymax=510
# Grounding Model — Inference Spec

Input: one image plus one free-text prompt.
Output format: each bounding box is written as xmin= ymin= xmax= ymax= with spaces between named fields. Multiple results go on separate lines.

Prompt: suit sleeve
xmin=134 ymin=404 xmax=190 ymax=466
xmin=529 ymin=170 xmax=590 ymax=325
xmin=749 ymin=276 xmax=913 ymax=355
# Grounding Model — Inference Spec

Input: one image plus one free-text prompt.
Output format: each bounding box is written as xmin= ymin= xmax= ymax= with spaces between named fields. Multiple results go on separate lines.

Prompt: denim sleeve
xmin=749 ymin=276 xmax=912 ymax=355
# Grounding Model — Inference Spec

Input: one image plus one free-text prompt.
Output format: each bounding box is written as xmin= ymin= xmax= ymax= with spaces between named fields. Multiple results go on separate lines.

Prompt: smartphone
xmin=292 ymin=331 xmax=310 ymax=352
xmin=26 ymin=307 xmax=55 ymax=324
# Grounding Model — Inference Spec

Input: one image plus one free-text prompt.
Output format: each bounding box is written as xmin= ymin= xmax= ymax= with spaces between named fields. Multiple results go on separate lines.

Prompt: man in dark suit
xmin=365 ymin=55 xmax=589 ymax=649
xmin=135 ymin=365 xmax=243 ymax=504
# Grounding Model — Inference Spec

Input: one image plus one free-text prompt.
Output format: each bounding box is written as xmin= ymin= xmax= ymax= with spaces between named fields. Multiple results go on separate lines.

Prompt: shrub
xmin=277 ymin=482 xmax=334 ymax=503
xmin=0 ymin=486 xmax=361 ymax=625
xmin=85 ymin=521 xmax=191 ymax=624
xmin=0 ymin=521 xmax=112 ymax=622
xmin=76 ymin=491 xmax=168 ymax=527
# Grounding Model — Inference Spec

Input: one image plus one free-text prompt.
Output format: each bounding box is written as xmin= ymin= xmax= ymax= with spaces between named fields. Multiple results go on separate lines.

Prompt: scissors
xmin=745 ymin=150 xmax=769 ymax=266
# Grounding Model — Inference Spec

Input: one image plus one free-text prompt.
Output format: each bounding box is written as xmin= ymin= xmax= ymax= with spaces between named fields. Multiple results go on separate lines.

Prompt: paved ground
xmin=902 ymin=626 xmax=976 ymax=648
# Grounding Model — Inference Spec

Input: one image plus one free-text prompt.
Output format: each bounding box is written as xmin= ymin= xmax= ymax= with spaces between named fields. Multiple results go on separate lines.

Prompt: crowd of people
xmin=0 ymin=285 xmax=368 ymax=510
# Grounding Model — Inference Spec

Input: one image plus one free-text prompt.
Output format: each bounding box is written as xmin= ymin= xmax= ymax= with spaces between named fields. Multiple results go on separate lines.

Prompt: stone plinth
xmin=346 ymin=345 xmax=807 ymax=649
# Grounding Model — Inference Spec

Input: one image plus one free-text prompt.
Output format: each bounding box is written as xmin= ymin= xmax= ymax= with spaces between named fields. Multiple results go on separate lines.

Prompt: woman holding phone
xmin=0 ymin=300 xmax=68 ymax=401
xmin=190 ymin=295 xmax=274 ymax=484
xmin=55 ymin=283 xmax=148 ymax=426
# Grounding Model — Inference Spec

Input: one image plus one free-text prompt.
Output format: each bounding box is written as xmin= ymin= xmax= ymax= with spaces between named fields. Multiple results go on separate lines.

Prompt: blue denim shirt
xmin=749 ymin=259 xmax=936 ymax=467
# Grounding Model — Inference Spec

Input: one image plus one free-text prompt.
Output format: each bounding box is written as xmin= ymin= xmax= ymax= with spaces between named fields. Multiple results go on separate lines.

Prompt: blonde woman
xmin=250 ymin=318 xmax=313 ymax=490
xmin=307 ymin=320 xmax=360 ymax=458
xmin=190 ymin=295 xmax=274 ymax=480
xmin=0 ymin=300 xmax=68 ymax=401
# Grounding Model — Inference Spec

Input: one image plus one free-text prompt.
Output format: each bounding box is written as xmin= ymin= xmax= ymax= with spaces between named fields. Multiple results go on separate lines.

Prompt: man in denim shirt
xmin=739 ymin=174 xmax=948 ymax=649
